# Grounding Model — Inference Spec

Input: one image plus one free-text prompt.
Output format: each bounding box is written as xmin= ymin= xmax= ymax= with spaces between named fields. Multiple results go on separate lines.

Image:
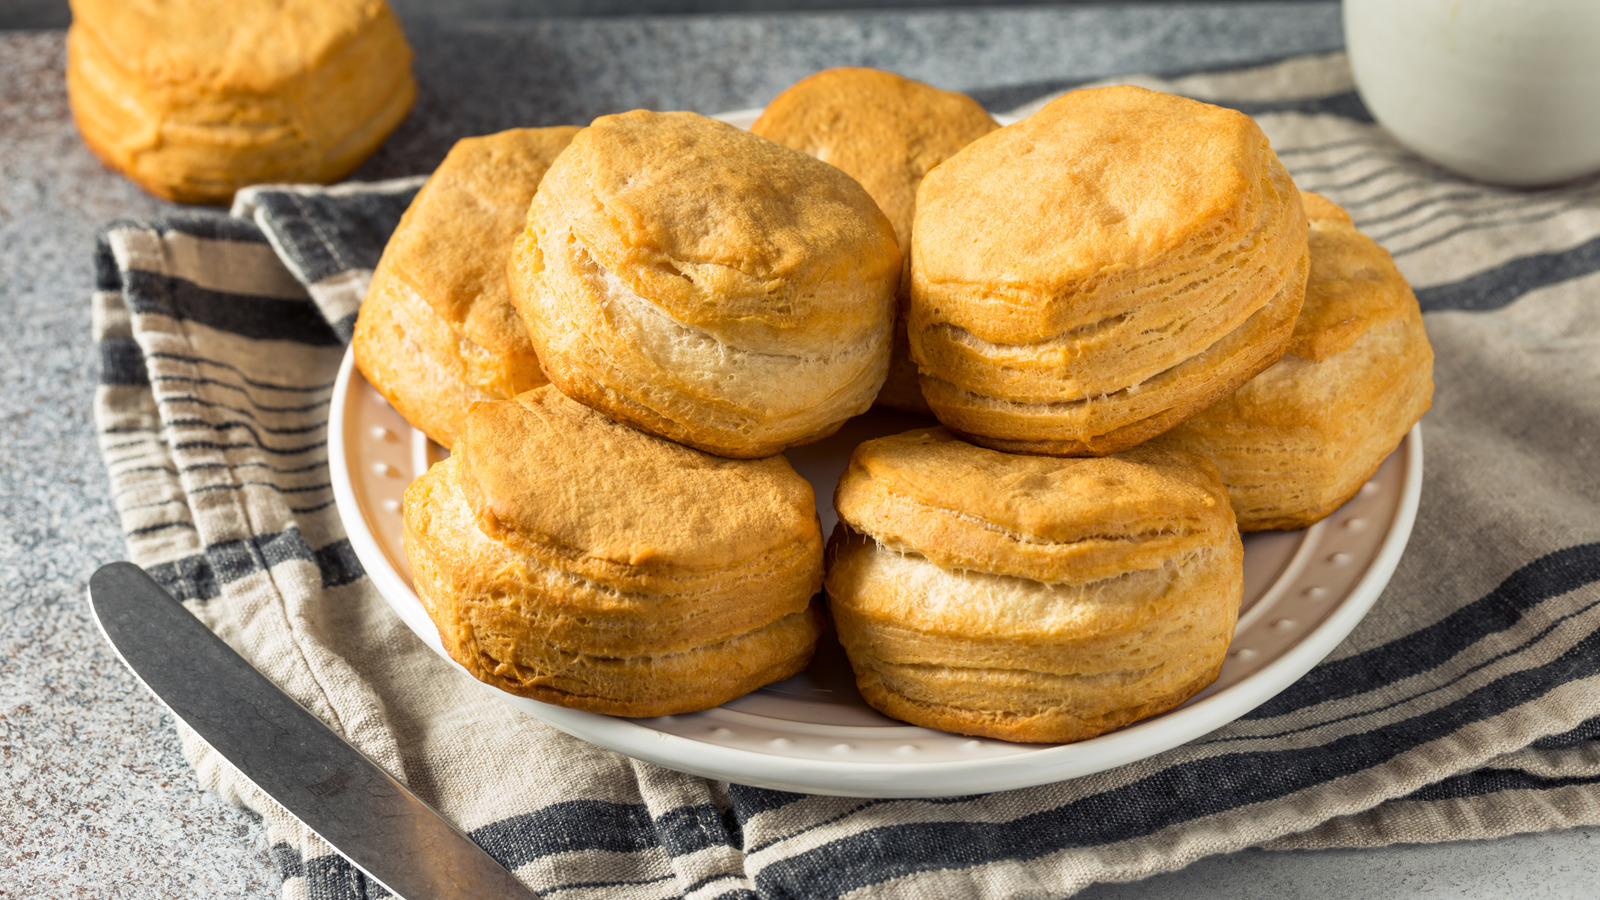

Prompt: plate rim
xmin=329 ymin=349 xmax=1423 ymax=797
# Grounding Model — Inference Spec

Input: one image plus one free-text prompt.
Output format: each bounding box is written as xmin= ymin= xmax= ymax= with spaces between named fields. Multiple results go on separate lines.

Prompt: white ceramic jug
xmin=1344 ymin=0 xmax=1600 ymax=186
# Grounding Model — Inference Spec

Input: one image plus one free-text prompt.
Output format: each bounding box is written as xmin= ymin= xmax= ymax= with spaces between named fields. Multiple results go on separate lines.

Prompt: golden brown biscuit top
xmin=382 ymin=127 xmax=581 ymax=356
xmin=835 ymin=428 xmax=1234 ymax=585
xmin=914 ymin=86 xmax=1277 ymax=303
xmin=533 ymin=109 xmax=901 ymax=337
xmin=1289 ymin=192 xmax=1413 ymax=361
xmin=751 ymin=67 xmax=999 ymax=252
xmin=68 ymin=0 xmax=397 ymax=91
xmin=455 ymin=386 xmax=820 ymax=575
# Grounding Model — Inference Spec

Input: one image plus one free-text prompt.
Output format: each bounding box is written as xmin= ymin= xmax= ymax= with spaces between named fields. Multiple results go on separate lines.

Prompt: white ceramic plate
xmin=329 ymin=347 xmax=1422 ymax=798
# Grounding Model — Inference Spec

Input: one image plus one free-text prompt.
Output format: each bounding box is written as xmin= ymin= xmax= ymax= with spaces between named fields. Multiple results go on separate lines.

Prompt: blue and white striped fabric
xmin=93 ymin=52 xmax=1600 ymax=900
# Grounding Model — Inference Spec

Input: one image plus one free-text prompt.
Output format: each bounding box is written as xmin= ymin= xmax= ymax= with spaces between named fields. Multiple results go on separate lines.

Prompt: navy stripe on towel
xmin=1414 ymin=233 xmax=1600 ymax=313
xmin=1404 ymin=767 xmax=1600 ymax=804
xmin=654 ymin=803 xmax=742 ymax=856
xmin=471 ymin=801 xmax=660 ymax=867
xmin=95 ymin=237 xmax=123 ymax=291
xmin=248 ymin=188 xmax=418 ymax=285
xmin=123 ymin=270 xmax=340 ymax=347
xmin=145 ymin=528 xmax=365 ymax=602
xmin=99 ymin=338 xmax=150 ymax=386
xmin=1229 ymin=90 xmax=1372 ymax=123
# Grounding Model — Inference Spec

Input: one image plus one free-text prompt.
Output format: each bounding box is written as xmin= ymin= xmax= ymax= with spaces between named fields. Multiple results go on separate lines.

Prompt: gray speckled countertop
xmin=3 ymin=4 xmax=1597 ymax=897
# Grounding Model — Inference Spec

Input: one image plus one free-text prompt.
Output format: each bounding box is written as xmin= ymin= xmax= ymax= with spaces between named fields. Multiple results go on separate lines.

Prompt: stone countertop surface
xmin=2 ymin=4 xmax=1597 ymax=897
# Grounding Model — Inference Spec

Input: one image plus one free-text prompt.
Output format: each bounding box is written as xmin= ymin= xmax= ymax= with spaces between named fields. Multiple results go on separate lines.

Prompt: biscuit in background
xmin=752 ymin=67 xmax=999 ymax=414
xmin=910 ymin=86 xmax=1309 ymax=457
xmin=826 ymin=428 xmax=1242 ymax=743
xmin=1151 ymin=193 xmax=1434 ymax=531
xmin=403 ymin=386 xmax=826 ymax=717
xmin=354 ymin=126 xmax=580 ymax=448
xmin=510 ymin=110 xmax=901 ymax=459
xmin=67 ymin=0 xmax=415 ymax=205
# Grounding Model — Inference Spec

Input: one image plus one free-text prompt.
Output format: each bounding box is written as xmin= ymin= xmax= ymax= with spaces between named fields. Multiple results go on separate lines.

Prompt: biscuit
xmin=353 ymin=127 xmax=580 ymax=448
xmin=752 ymin=68 xmax=999 ymax=414
xmin=826 ymin=428 xmax=1242 ymax=743
xmin=909 ymin=86 xmax=1309 ymax=456
xmin=1151 ymin=194 xmax=1434 ymax=530
xmin=509 ymin=110 xmax=901 ymax=459
xmin=66 ymin=0 xmax=415 ymax=205
xmin=403 ymin=386 xmax=826 ymax=716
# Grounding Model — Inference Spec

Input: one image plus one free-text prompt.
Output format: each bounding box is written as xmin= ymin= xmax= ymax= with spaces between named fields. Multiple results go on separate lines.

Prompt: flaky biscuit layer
xmin=510 ymin=110 xmax=900 ymax=458
xmin=834 ymin=429 xmax=1236 ymax=584
xmin=66 ymin=0 xmax=414 ymax=204
xmin=1152 ymin=194 xmax=1434 ymax=530
xmin=909 ymin=86 xmax=1308 ymax=456
xmin=828 ymin=533 xmax=1238 ymax=743
xmin=917 ymin=253 xmax=1307 ymax=456
xmin=353 ymin=127 xmax=577 ymax=448
xmin=403 ymin=387 xmax=825 ymax=716
xmin=826 ymin=429 xmax=1242 ymax=743
xmin=353 ymin=272 xmax=502 ymax=449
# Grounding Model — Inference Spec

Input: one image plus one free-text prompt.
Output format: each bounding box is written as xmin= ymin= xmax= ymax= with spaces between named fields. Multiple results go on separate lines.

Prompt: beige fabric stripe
xmin=1493 ymin=742 xmax=1600 ymax=779
xmin=94 ymin=290 xmax=201 ymax=569
xmin=106 ymin=225 xmax=310 ymax=300
xmin=1265 ymin=784 xmax=1600 ymax=850
xmin=306 ymin=267 xmax=371 ymax=326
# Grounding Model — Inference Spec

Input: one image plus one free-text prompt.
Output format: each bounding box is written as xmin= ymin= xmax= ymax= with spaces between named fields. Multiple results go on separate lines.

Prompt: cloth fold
xmin=92 ymin=53 xmax=1600 ymax=900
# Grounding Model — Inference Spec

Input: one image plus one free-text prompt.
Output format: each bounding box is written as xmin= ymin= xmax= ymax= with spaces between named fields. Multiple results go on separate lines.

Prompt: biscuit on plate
xmin=354 ymin=127 xmax=580 ymax=448
xmin=909 ymin=85 xmax=1309 ymax=456
xmin=403 ymin=386 xmax=826 ymax=717
xmin=67 ymin=0 xmax=415 ymax=204
xmin=1151 ymin=193 xmax=1434 ymax=531
xmin=826 ymin=428 xmax=1242 ymax=743
xmin=508 ymin=110 xmax=901 ymax=459
xmin=752 ymin=68 xmax=999 ymax=414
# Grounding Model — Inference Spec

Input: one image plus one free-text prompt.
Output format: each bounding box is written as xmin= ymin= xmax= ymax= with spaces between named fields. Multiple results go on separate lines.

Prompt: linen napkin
xmin=93 ymin=52 xmax=1600 ymax=900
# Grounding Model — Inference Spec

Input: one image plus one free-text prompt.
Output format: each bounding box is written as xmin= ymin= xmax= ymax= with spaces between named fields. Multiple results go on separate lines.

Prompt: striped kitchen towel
xmin=92 ymin=51 xmax=1600 ymax=900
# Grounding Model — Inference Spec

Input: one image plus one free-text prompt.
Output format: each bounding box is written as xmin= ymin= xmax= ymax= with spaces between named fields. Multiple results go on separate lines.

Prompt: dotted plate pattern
xmin=331 ymin=343 xmax=1422 ymax=798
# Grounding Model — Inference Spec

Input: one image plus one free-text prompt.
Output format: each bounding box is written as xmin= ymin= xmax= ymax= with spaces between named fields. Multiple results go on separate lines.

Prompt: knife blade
xmin=88 ymin=561 xmax=540 ymax=900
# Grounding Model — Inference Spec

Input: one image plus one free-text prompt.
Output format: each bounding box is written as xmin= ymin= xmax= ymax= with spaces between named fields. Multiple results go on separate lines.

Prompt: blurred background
xmin=3 ymin=0 xmax=1324 ymax=29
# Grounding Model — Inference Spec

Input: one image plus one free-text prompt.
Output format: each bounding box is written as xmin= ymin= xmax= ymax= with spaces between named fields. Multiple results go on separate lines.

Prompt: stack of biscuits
xmin=357 ymin=69 xmax=1433 ymax=741
xmin=380 ymin=108 xmax=899 ymax=715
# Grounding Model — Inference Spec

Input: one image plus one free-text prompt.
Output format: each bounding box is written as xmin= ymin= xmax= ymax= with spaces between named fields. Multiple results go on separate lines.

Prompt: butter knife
xmin=89 ymin=561 xmax=540 ymax=900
